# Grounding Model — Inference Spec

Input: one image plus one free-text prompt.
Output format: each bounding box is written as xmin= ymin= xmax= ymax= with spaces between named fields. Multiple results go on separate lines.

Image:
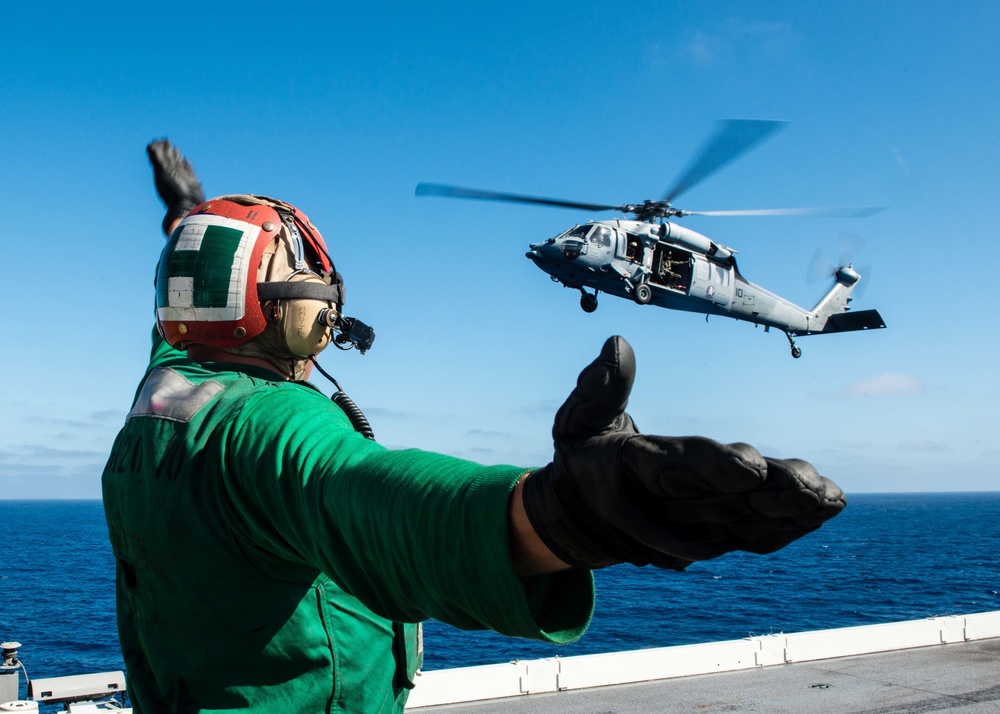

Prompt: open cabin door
xmin=650 ymin=244 xmax=693 ymax=293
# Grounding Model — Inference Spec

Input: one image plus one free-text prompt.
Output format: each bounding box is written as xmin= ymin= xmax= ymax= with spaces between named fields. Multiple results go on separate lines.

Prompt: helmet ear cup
xmin=273 ymin=276 xmax=335 ymax=358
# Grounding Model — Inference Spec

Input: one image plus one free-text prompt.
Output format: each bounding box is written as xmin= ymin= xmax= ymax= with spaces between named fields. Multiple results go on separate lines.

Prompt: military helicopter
xmin=416 ymin=120 xmax=886 ymax=358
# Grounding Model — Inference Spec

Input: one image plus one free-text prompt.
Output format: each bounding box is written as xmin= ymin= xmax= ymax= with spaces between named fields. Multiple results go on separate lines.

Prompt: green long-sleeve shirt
xmin=102 ymin=334 xmax=594 ymax=712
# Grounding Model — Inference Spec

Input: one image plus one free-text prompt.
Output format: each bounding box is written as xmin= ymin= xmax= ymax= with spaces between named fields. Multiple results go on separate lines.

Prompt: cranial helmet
xmin=155 ymin=195 xmax=345 ymax=368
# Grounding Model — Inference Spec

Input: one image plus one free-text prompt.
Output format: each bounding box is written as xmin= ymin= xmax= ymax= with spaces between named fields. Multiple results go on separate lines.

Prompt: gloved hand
xmin=521 ymin=336 xmax=846 ymax=570
xmin=146 ymin=139 xmax=205 ymax=236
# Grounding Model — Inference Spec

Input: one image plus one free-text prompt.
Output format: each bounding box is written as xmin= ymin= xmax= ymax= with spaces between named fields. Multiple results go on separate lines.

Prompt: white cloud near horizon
xmin=898 ymin=439 xmax=951 ymax=453
xmin=837 ymin=373 xmax=925 ymax=398
xmin=463 ymin=429 xmax=511 ymax=439
xmin=0 ymin=444 xmax=108 ymax=463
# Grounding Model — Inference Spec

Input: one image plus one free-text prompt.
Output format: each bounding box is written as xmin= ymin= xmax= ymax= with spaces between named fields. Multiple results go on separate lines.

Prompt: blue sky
xmin=1 ymin=1 xmax=997 ymax=498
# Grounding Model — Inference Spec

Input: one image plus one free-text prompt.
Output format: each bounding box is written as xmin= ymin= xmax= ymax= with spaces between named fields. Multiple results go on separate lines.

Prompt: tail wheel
xmin=580 ymin=293 xmax=598 ymax=313
xmin=784 ymin=331 xmax=802 ymax=359
xmin=633 ymin=283 xmax=652 ymax=305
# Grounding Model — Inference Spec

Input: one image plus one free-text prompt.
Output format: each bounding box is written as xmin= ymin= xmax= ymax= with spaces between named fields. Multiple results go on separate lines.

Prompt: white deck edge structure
xmin=405 ymin=610 xmax=1000 ymax=709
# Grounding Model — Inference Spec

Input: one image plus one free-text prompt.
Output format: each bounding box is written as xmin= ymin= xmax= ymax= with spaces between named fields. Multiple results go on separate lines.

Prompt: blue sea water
xmin=1 ymin=493 xmax=999 ymax=701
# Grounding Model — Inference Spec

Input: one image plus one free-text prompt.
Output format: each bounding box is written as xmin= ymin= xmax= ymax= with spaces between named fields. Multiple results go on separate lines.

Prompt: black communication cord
xmin=309 ymin=358 xmax=376 ymax=440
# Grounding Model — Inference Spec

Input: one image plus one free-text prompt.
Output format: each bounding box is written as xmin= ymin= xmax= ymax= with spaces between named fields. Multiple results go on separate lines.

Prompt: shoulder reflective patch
xmin=155 ymin=213 xmax=261 ymax=323
xmin=127 ymin=367 xmax=224 ymax=423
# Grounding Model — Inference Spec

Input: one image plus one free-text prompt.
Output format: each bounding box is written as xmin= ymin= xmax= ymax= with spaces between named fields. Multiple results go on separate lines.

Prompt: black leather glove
xmin=146 ymin=139 xmax=205 ymax=236
xmin=522 ymin=336 xmax=846 ymax=570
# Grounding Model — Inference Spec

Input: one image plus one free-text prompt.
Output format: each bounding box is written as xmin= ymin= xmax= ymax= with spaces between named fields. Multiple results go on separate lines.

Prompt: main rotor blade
xmin=663 ymin=120 xmax=787 ymax=204
xmin=683 ymin=206 xmax=887 ymax=218
xmin=416 ymin=183 xmax=620 ymax=212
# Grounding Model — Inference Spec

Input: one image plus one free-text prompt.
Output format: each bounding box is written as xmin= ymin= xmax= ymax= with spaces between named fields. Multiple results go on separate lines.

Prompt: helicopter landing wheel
xmin=633 ymin=283 xmax=652 ymax=305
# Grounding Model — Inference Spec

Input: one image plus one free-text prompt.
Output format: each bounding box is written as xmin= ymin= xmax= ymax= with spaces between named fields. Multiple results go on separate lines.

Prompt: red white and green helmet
xmin=155 ymin=195 xmax=344 ymax=350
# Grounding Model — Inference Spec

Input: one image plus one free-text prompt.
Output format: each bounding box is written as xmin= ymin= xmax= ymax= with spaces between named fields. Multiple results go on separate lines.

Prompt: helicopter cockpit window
xmin=567 ymin=225 xmax=591 ymax=238
xmin=589 ymin=225 xmax=612 ymax=247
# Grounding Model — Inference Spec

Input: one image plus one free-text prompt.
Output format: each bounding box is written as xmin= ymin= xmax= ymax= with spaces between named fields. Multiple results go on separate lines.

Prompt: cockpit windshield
xmin=589 ymin=225 xmax=612 ymax=247
xmin=564 ymin=224 xmax=612 ymax=247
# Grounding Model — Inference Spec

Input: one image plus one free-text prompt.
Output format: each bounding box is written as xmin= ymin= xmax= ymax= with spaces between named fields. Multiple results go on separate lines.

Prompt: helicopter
xmin=416 ymin=120 xmax=887 ymax=358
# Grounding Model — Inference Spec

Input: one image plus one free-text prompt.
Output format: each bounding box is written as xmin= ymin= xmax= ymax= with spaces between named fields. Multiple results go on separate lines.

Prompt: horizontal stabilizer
xmin=821 ymin=309 xmax=886 ymax=334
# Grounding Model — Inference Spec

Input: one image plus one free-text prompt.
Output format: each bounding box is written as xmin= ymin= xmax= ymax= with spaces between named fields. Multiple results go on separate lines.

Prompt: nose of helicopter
xmin=527 ymin=237 xmax=581 ymax=262
xmin=526 ymin=239 xmax=553 ymax=261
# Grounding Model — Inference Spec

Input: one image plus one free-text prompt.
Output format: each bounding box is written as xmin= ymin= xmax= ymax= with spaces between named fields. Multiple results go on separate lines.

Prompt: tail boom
xmin=804 ymin=266 xmax=886 ymax=335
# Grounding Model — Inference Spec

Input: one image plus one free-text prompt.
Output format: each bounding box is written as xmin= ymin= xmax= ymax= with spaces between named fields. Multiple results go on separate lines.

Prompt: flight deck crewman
xmin=101 ymin=141 xmax=846 ymax=713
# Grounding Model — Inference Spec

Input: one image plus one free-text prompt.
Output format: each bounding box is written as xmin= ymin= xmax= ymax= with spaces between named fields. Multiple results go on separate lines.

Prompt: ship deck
xmin=411 ymin=612 xmax=1000 ymax=713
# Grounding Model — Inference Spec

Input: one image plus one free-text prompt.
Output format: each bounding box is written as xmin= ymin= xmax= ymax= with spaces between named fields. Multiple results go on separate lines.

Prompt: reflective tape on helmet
xmin=156 ymin=213 xmax=261 ymax=323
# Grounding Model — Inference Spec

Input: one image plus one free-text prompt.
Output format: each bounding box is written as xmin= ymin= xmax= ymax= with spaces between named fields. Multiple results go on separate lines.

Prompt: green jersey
xmin=102 ymin=334 xmax=594 ymax=712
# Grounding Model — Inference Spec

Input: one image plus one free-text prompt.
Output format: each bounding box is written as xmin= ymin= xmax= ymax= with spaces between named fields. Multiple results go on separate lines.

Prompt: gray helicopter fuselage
xmin=526 ymin=219 xmax=853 ymax=335
xmin=417 ymin=120 xmax=886 ymax=357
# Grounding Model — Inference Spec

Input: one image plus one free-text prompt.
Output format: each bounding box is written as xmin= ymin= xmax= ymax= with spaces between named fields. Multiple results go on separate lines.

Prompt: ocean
xmin=2 ymin=493 xmax=999 ymax=701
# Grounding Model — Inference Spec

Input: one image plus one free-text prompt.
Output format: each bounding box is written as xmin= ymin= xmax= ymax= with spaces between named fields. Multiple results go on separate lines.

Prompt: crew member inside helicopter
xmin=625 ymin=232 xmax=644 ymax=263
xmin=654 ymin=247 xmax=693 ymax=291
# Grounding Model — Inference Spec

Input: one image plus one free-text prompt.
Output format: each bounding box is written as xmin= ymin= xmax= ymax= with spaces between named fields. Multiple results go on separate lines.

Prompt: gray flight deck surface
xmin=5 ymin=614 xmax=998 ymax=711
xmin=418 ymin=637 xmax=1000 ymax=713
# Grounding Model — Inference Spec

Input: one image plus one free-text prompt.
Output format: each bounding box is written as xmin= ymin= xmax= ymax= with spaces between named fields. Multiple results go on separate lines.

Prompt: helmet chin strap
xmin=185 ymin=342 xmax=306 ymax=381
xmin=217 ymin=323 xmax=316 ymax=380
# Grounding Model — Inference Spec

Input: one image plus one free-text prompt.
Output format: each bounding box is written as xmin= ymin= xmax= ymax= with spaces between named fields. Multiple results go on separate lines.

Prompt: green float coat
xmin=102 ymin=332 xmax=594 ymax=713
